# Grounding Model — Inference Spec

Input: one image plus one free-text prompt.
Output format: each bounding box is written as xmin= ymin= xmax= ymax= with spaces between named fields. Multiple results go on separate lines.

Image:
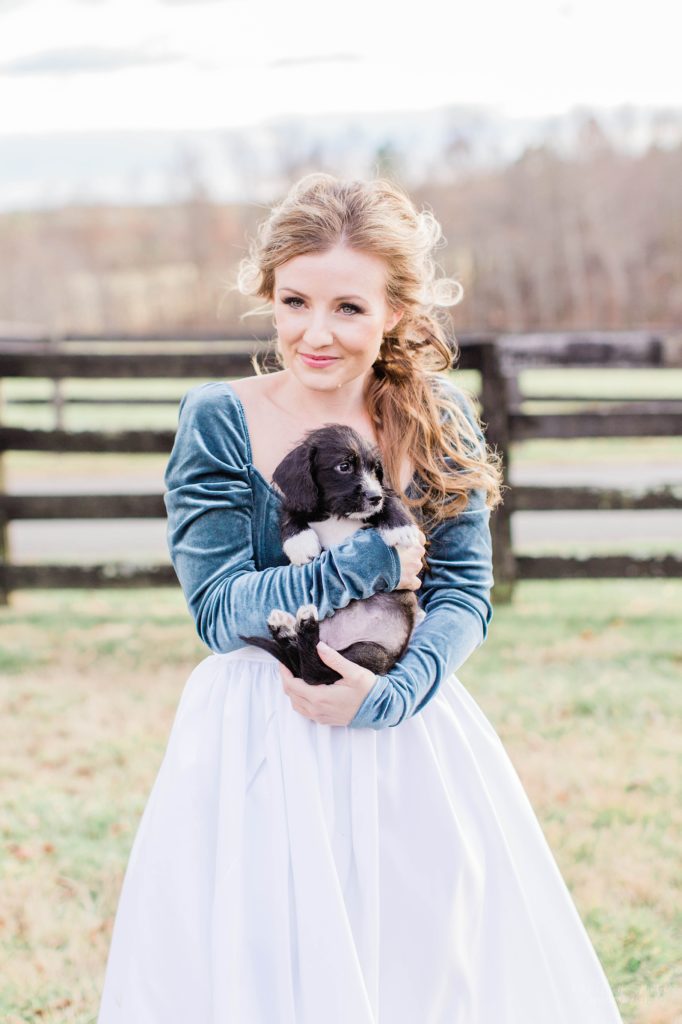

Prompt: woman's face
xmin=272 ymin=244 xmax=403 ymax=392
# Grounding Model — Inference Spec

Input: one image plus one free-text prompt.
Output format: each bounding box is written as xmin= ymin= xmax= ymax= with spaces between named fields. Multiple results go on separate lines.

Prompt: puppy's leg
xmin=238 ymin=608 xmax=301 ymax=676
xmin=294 ymin=605 xmax=341 ymax=686
xmin=281 ymin=509 xmax=322 ymax=565
xmin=336 ymin=640 xmax=395 ymax=676
xmin=267 ymin=609 xmax=301 ymax=676
xmin=372 ymin=493 xmax=422 ymax=549
xmin=268 ymin=608 xmax=296 ymax=639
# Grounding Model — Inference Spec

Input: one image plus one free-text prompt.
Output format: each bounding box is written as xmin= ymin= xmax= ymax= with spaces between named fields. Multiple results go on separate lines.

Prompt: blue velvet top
xmin=163 ymin=376 xmax=494 ymax=729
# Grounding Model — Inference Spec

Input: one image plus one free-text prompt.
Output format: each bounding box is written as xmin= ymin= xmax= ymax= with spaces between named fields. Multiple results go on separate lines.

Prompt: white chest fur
xmin=308 ymin=516 xmax=365 ymax=549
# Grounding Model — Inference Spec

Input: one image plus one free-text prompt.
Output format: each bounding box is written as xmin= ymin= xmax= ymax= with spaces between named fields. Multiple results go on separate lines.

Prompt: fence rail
xmin=1 ymin=329 xmax=681 ymax=602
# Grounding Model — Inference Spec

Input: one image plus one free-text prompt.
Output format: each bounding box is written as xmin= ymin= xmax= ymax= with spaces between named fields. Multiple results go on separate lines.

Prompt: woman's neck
xmin=269 ymin=369 xmax=372 ymax=426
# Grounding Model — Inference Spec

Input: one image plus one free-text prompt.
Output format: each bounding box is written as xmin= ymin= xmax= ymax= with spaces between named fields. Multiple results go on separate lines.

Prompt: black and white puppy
xmin=239 ymin=424 xmax=426 ymax=685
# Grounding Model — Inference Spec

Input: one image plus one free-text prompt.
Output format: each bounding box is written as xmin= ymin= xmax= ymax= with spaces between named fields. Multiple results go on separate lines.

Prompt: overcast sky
xmin=1 ymin=0 xmax=680 ymax=135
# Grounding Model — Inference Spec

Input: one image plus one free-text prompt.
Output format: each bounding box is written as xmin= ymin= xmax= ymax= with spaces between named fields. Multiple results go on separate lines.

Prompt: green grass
xmin=517 ymin=367 xmax=682 ymax=400
xmin=0 ymin=366 xmax=680 ymax=1020
xmin=2 ymin=366 xmax=680 ymax=561
xmin=3 ymin=368 xmax=682 ymax=468
xmin=1 ymin=580 xmax=680 ymax=1023
xmin=3 ymin=365 xmax=682 ymax=402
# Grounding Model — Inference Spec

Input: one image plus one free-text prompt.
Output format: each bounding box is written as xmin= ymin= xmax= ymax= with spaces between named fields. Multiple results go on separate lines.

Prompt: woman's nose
xmin=303 ymin=312 xmax=335 ymax=346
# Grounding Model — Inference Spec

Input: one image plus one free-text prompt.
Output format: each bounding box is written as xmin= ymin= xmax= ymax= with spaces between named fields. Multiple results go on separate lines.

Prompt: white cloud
xmin=0 ymin=0 xmax=679 ymax=134
xmin=1 ymin=45 xmax=183 ymax=74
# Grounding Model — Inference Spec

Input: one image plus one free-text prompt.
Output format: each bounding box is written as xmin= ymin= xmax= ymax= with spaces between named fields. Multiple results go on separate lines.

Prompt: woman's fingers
xmin=316 ymin=642 xmax=375 ymax=689
xmin=280 ymin=640 xmax=376 ymax=726
xmin=282 ymin=675 xmax=316 ymax=718
xmin=315 ymin=640 xmax=353 ymax=671
xmin=396 ymin=542 xmax=425 ymax=590
xmin=282 ymin=670 xmax=310 ymax=699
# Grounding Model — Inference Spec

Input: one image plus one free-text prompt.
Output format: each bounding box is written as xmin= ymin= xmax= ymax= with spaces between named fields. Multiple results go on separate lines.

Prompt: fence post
xmin=0 ymin=378 xmax=9 ymax=605
xmin=479 ymin=339 xmax=517 ymax=604
xmin=53 ymin=378 xmax=65 ymax=430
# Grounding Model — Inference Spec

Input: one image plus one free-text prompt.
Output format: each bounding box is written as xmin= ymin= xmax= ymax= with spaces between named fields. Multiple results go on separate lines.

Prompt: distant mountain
xmin=0 ymin=102 xmax=679 ymax=212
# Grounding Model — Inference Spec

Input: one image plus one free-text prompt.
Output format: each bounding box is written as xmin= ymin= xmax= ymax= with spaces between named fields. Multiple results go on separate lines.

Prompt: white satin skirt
xmin=97 ymin=647 xmax=624 ymax=1023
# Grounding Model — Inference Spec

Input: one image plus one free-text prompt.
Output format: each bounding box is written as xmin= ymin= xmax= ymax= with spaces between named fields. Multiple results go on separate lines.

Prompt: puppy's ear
xmin=272 ymin=442 xmax=319 ymax=514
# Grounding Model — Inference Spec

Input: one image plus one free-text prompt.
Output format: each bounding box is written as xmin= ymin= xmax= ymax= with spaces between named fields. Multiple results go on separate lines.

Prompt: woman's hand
xmin=396 ymin=528 xmax=427 ymax=591
xmin=280 ymin=641 xmax=378 ymax=726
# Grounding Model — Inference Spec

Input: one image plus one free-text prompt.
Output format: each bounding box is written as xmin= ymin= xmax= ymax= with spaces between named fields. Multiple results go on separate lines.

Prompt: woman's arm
xmin=163 ymin=383 xmax=401 ymax=654
xmin=348 ymin=485 xmax=493 ymax=728
xmin=349 ymin=379 xmax=495 ymax=729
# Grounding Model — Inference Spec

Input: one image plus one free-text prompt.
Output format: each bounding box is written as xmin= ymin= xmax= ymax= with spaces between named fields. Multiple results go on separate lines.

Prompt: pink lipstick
xmin=299 ymin=353 xmax=338 ymax=368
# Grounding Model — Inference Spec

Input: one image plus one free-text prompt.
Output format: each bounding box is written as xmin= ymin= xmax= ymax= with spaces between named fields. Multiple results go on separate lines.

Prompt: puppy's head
xmin=272 ymin=424 xmax=385 ymax=519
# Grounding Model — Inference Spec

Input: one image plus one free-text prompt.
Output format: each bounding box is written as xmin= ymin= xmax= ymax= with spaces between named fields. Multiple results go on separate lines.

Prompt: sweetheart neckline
xmin=225 ymin=381 xmax=421 ymax=500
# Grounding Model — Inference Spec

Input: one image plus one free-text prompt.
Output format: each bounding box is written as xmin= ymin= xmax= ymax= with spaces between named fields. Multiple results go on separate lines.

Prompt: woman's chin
xmin=283 ymin=358 xmax=375 ymax=393
xmin=290 ymin=362 xmax=344 ymax=387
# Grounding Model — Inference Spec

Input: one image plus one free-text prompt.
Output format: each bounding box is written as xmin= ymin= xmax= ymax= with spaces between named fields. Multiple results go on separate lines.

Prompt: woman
xmin=98 ymin=174 xmax=624 ymax=1022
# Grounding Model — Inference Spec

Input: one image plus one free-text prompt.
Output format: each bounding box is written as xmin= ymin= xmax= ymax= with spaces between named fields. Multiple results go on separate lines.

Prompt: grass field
xmin=4 ymin=369 xmax=682 ymax=469
xmin=3 ymin=366 xmax=681 ymax=573
xmin=1 ymin=580 xmax=680 ymax=1023
xmin=1 ymin=366 xmax=680 ymax=1020
xmin=3 ymin=367 xmax=682 ymax=482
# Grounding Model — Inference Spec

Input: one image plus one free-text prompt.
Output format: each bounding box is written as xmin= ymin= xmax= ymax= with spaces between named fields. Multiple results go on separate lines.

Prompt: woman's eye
xmin=282 ymin=297 xmax=362 ymax=315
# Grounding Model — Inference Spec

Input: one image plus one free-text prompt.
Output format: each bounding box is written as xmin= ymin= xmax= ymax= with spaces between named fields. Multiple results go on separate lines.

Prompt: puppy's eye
xmin=336 ymin=460 xmax=353 ymax=473
xmin=374 ymin=462 xmax=384 ymax=479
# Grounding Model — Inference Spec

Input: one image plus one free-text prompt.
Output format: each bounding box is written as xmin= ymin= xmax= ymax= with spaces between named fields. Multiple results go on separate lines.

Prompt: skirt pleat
xmin=97 ymin=647 xmax=623 ymax=1024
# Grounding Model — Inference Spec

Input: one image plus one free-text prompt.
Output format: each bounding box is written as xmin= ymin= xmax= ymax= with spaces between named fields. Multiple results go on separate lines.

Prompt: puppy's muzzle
xmin=349 ymin=489 xmax=384 ymax=520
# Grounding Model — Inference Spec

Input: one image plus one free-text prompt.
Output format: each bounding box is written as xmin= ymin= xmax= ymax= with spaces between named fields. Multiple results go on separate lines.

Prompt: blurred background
xmin=1 ymin=2 xmax=680 ymax=1022
xmin=1 ymin=0 xmax=681 ymax=334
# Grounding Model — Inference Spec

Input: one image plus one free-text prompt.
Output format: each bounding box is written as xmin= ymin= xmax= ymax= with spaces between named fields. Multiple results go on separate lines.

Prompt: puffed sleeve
xmin=348 ymin=379 xmax=494 ymax=729
xmin=163 ymin=382 xmax=402 ymax=654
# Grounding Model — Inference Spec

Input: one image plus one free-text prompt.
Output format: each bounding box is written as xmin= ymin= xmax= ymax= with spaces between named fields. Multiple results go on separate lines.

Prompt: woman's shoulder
xmin=229 ymin=371 xmax=283 ymax=398
xmin=174 ymin=380 xmax=250 ymax=460
xmin=177 ymin=379 xmax=240 ymax=416
xmin=180 ymin=373 xmax=283 ymax=416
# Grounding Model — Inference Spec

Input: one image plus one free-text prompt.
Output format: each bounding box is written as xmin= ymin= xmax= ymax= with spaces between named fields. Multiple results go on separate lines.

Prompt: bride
xmin=97 ymin=172 xmax=624 ymax=1023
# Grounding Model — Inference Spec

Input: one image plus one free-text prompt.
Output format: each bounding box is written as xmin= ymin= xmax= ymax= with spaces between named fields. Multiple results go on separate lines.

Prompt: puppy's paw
xmin=295 ymin=603 xmax=319 ymax=624
xmin=414 ymin=607 xmax=427 ymax=625
xmin=267 ymin=609 xmax=296 ymax=637
xmin=283 ymin=528 xmax=322 ymax=565
xmin=378 ymin=524 xmax=421 ymax=548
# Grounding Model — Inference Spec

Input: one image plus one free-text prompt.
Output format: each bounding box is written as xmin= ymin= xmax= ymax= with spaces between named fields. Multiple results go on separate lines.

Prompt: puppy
xmin=239 ymin=424 xmax=426 ymax=685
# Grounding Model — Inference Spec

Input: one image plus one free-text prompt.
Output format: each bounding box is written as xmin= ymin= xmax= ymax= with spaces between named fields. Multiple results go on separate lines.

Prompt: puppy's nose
xmin=368 ymin=494 xmax=383 ymax=507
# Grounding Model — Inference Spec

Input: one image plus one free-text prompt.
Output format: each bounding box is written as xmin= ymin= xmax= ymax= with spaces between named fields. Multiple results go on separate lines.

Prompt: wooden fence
xmin=1 ymin=329 xmax=681 ymax=604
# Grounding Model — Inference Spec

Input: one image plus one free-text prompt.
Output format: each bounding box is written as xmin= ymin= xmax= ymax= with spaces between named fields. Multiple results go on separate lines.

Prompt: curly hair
xmin=233 ymin=172 xmax=504 ymax=529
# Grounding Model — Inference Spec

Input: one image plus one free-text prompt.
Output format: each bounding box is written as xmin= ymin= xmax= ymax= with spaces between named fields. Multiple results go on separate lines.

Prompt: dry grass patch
xmin=1 ymin=581 xmax=680 ymax=1022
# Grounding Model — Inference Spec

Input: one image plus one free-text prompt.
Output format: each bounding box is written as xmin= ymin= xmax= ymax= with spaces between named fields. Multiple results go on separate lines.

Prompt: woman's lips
xmin=299 ymin=353 xmax=339 ymax=367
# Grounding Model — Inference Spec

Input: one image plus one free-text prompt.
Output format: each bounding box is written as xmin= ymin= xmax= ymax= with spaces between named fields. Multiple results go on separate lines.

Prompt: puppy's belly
xmin=319 ymin=594 xmax=411 ymax=651
xmin=309 ymin=516 xmax=366 ymax=548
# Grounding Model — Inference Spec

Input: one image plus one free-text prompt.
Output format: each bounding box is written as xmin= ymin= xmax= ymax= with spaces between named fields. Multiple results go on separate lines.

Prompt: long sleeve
xmin=163 ymin=382 xmax=402 ymax=654
xmin=349 ymin=381 xmax=494 ymax=729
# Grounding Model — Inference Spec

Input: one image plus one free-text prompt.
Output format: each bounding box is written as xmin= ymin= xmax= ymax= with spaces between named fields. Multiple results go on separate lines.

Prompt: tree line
xmin=1 ymin=126 xmax=680 ymax=335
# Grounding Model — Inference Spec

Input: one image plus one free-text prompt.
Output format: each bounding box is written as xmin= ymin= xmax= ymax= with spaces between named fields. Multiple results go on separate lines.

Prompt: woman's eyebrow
xmin=277 ymin=287 xmax=368 ymax=302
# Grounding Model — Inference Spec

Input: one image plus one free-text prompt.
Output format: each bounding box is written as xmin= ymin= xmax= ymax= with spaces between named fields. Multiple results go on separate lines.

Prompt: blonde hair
xmin=234 ymin=172 xmax=504 ymax=529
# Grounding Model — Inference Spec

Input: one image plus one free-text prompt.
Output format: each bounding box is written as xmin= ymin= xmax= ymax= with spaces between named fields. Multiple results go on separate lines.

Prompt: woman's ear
xmin=272 ymin=442 xmax=319 ymax=514
xmin=384 ymin=306 xmax=404 ymax=335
